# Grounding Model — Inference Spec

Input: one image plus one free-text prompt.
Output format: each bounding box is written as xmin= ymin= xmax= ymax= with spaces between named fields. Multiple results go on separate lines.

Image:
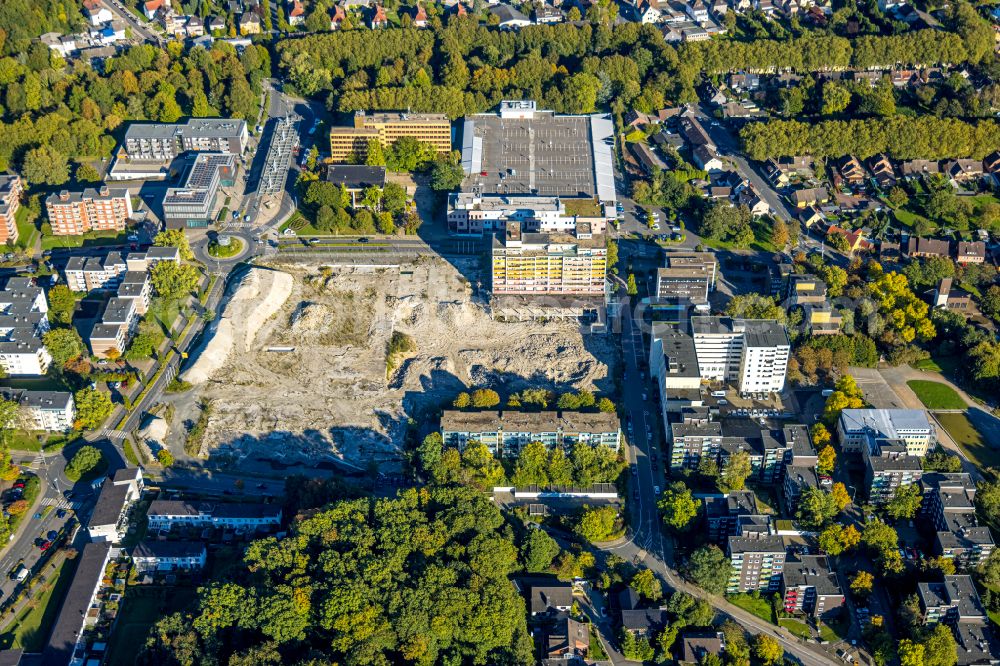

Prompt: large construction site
xmin=169 ymin=256 xmax=617 ymax=470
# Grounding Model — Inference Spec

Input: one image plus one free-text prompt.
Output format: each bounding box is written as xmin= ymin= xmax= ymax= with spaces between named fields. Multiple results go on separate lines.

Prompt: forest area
xmin=0 ymin=42 xmax=269 ymax=185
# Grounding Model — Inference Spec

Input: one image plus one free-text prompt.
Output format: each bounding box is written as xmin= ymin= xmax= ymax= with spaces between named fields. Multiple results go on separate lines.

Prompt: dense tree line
xmin=0 ymin=42 xmax=268 ymax=180
xmin=140 ymin=486 xmax=534 ymax=665
xmin=740 ymin=116 xmax=1000 ymax=161
xmin=0 ymin=0 xmax=83 ymax=57
xmin=688 ymin=1 xmax=992 ymax=74
xmin=277 ymin=21 xmax=682 ymax=117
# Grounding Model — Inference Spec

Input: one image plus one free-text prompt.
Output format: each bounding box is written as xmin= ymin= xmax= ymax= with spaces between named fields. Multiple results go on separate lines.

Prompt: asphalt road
xmin=692 ymin=103 xmax=795 ymax=223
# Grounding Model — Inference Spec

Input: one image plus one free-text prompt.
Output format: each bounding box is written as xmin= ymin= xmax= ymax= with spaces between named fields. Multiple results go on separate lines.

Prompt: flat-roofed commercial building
xmin=45 ymin=185 xmax=132 ymax=235
xmin=329 ymin=111 xmax=451 ymax=163
xmin=838 ymin=409 xmax=935 ymax=456
xmin=449 ymin=101 xmax=617 ymax=236
xmin=491 ymin=221 xmax=607 ymax=297
xmin=121 ymin=118 xmax=248 ymax=161
xmin=440 ymin=409 xmax=621 ymax=458
xmin=162 ymin=152 xmax=237 ymax=228
xmin=0 ymin=174 xmax=22 ymax=245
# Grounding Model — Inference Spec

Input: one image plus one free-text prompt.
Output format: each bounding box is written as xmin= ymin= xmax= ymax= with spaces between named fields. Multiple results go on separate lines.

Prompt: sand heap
xmin=182 ymin=267 xmax=293 ymax=384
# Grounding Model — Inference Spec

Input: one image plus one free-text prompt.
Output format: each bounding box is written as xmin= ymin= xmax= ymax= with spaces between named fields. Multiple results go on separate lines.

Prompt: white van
xmin=711 ymin=390 xmax=726 ymax=398
xmin=15 ymin=566 xmax=28 ymax=583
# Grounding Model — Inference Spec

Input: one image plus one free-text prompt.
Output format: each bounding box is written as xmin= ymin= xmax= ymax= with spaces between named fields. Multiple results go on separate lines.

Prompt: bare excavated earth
xmin=195 ymin=257 xmax=617 ymax=470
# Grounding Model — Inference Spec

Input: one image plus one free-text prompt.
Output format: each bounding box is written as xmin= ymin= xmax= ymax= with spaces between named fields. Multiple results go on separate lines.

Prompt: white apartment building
xmin=63 ymin=252 xmax=127 ymax=292
xmin=690 ymin=317 xmax=790 ymax=395
xmin=10 ymin=390 xmax=75 ymax=432
xmin=88 ymin=468 xmax=144 ymax=542
xmin=132 ymin=541 xmax=207 ymax=573
xmin=146 ymin=500 xmax=282 ymax=532
xmin=0 ymin=277 xmax=51 ymax=376
xmin=125 ymin=246 xmax=180 ymax=272
xmin=838 ymin=409 xmax=935 ymax=456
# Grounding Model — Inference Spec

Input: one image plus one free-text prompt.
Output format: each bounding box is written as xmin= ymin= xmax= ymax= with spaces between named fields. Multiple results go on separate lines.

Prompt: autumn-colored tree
xmin=830 ymin=482 xmax=851 ymax=511
xmin=818 ymin=445 xmax=836 ymax=474
xmin=7 ymin=499 xmax=28 ymax=515
xmin=851 ymin=571 xmax=874 ymax=597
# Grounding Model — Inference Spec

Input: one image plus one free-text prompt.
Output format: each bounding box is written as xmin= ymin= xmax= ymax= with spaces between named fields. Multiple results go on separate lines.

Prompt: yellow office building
xmin=329 ymin=111 xmax=452 ymax=163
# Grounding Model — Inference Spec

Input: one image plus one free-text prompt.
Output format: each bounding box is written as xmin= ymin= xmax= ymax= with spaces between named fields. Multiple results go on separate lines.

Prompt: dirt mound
xmin=191 ymin=259 xmax=617 ymax=471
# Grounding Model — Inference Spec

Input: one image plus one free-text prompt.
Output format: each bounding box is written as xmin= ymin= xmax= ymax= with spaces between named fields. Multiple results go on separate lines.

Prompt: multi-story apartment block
xmin=783 ymin=464 xmax=820 ymax=512
xmin=1 ymin=390 xmax=76 ymax=432
xmin=440 ymin=409 xmax=620 ymax=458
xmin=781 ymin=555 xmax=845 ymax=620
xmin=863 ymin=438 xmax=923 ymax=504
xmin=0 ymin=174 xmax=23 ymax=245
xmin=918 ymin=576 xmax=987 ymax=625
xmin=916 ymin=575 xmax=1000 ymax=666
xmin=705 ymin=491 xmax=763 ymax=543
xmin=63 ymin=252 xmax=127 ymax=292
xmin=838 ymin=409 xmax=935 ymax=456
xmin=146 ymin=500 xmax=282 ymax=532
xmin=122 ymin=118 xmax=248 ymax=161
xmin=87 ymin=468 xmax=144 ymax=542
xmin=329 ymin=110 xmax=451 ymax=163
xmin=653 ymin=252 xmax=718 ymax=318
xmin=669 ymin=413 xmax=814 ymax=482
xmin=0 ymin=277 xmax=51 ymax=376
xmin=690 ymin=317 xmax=790 ymax=395
xmin=45 ymin=186 xmax=132 ymax=235
xmin=728 ymin=530 xmax=786 ymax=593
xmin=132 ymin=541 xmax=207 ymax=573
xmin=116 ymin=271 xmax=152 ymax=315
xmin=491 ymin=221 xmax=607 ymax=296
xmin=162 ymin=152 xmax=237 ymax=229
xmin=921 ymin=473 xmax=994 ymax=567
xmin=126 ymin=245 xmax=180 ymax=272
xmin=88 ymin=296 xmax=138 ymax=358
xmin=650 ymin=324 xmax=703 ymax=396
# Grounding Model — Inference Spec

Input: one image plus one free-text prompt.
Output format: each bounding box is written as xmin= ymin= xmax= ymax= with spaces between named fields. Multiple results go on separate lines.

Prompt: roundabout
xmin=208 ymin=235 xmax=244 ymax=259
xmin=192 ymin=228 xmax=256 ymax=268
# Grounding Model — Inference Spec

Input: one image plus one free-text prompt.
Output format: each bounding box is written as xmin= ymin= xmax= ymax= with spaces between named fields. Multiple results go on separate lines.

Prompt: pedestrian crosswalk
xmin=40 ymin=497 xmax=72 ymax=510
xmin=98 ymin=429 xmax=127 ymax=443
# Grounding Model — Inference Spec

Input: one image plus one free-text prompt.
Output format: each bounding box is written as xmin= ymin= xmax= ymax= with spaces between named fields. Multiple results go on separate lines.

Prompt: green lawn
xmin=819 ymin=617 xmax=850 ymax=643
xmin=0 ymin=557 xmax=76 ymax=651
xmin=893 ymin=208 xmax=931 ymax=229
xmin=779 ymin=618 xmax=813 ymax=640
xmin=13 ymin=207 xmax=38 ymax=252
xmin=907 ymin=380 xmax=967 ymax=410
xmin=6 ymin=431 xmax=74 ymax=453
xmin=727 ymin=593 xmax=775 ymax=624
xmin=40 ymin=229 xmax=126 ymax=251
xmin=589 ymin=625 xmax=609 ymax=660
xmin=106 ymin=587 xmax=198 ymax=666
xmin=934 ymin=412 xmax=1000 ymax=470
